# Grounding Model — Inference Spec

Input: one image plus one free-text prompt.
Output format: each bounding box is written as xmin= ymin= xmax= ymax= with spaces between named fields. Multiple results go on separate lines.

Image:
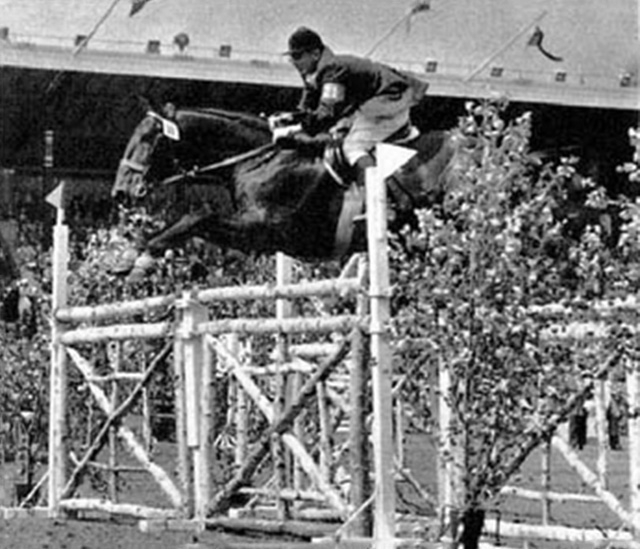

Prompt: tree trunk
xmin=461 ymin=507 xmax=485 ymax=549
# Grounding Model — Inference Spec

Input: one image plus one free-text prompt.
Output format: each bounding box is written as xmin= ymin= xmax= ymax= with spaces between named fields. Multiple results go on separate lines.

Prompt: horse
xmin=111 ymin=104 xmax=458 ymax=267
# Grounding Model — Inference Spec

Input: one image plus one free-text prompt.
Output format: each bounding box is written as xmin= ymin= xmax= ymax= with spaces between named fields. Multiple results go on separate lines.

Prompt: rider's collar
xmin=304 ymin=46 xmax=335 ymax=88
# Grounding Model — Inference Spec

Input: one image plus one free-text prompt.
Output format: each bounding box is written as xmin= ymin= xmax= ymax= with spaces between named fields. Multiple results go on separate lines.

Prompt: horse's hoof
xmin=134 ymin=252 xmax=155 ymax=271
xmin=105 ymin=247 xmax=139 ymax=274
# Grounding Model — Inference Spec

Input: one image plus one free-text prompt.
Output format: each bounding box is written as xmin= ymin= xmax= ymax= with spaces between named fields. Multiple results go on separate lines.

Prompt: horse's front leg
xmin=145 ymin=211 xmax=210 ymax=253
xmin=112 ymin=210 xmax=212 ymax=280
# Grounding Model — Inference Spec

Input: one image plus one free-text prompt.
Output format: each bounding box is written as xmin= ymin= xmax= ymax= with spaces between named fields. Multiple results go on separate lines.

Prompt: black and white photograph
xmin=0 ymin=2 xmax=639 ymax=548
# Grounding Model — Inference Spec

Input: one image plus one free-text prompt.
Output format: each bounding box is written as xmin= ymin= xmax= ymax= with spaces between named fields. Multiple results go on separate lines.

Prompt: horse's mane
xmin=177 ymin=107 xmax=270 ymax=133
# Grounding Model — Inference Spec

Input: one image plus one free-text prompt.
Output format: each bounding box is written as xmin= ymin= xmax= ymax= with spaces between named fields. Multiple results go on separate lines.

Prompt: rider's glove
xmin=268 ymin=112 xmax=297 ymax=131
xmin=272 ymin=124 xmax=303 ymax=144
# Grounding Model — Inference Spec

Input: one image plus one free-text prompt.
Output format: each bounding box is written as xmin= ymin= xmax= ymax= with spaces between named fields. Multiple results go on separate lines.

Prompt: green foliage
xmin=389 ymin=100 xmax=640 ymax=511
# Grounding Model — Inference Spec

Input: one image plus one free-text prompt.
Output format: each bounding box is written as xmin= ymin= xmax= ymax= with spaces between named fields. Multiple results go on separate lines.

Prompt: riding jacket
xmin=297 ymin=47 xmax=428 ymax=137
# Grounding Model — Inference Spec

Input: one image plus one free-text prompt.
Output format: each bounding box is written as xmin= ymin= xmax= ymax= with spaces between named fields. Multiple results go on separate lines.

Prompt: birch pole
xmin=274 ymin=252 xmax=293 ymax=519
xmin=48 ymin=183 xmax=68 ymax=517
xmin=349 ymin=256 xmax=371 ymax=536
xmin=178 ymin=291 xmax=209 ymax=523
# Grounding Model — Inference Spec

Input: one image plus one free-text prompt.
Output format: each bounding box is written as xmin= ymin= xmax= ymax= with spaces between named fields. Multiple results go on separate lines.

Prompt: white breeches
xmin=341 ymin=88 xmax=414 ymax=165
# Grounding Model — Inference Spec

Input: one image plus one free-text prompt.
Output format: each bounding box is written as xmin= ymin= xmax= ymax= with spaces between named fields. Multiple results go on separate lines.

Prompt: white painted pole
xmin=48 ymin=204 xmax=69 ymax=517
xmin=625 ymin=356 xmax=640 ymax=535
xmin=367 ymin=144 xmax=416 ymax=548
xmin=366 ymin=157 xmax=395 ymax=548
xmin=178 ymin=291 xmax=208 ymax=522
xmin=275 ymin=252 xmax=293 ymax=519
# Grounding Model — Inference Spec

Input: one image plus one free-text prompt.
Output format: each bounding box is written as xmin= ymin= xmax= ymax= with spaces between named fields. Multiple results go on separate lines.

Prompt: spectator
xmin=607 ymin=395 xmax=625 ymax=451
xmin=1 ymin=282 xmax=19 ymax=323
xmin=569 ymin=403 xmax=588 ymax=450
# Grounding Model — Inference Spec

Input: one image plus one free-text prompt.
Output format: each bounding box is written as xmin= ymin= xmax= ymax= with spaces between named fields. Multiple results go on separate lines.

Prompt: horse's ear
xmin=135 ymin=95 xmax=153 ymax=114
xmin=162 ymin=103 xmax=177 ymax=120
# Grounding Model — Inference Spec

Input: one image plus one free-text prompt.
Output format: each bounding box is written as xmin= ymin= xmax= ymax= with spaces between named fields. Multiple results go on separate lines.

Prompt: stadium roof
xmin=0 ymin=0 xmax=638 ymax=110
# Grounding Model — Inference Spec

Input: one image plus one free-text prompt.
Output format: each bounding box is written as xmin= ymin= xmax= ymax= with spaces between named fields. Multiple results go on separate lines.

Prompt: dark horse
xmin=112 ymin=105 xmax=458 ymax=263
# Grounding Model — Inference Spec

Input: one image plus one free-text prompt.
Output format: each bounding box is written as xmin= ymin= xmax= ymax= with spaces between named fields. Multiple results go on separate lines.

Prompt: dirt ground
xmin=0 ymin=517 xmax=239 ymax=549
xmin=0 ymin=432 xmax=634 ymax=549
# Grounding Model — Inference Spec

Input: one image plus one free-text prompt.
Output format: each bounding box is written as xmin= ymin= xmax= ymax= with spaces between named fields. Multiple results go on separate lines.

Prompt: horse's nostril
xmin=133 ymin=184 xmax=148 ymax=199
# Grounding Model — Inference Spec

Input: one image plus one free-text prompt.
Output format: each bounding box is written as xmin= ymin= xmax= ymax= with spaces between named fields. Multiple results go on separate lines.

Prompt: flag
xmin=45 ymin=181 xmax=66 ymax=210
xmin=527 ymin=26 xmax=563 ymax=62
xmin=130 ymin=0 xmax=153 ymax=16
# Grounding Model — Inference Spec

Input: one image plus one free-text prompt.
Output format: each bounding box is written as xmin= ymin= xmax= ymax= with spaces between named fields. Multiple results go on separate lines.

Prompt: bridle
xmin=117 ymin=113 xmax=172 ymax=198
xmin=119 ymin=157 xmax=149 ymax=175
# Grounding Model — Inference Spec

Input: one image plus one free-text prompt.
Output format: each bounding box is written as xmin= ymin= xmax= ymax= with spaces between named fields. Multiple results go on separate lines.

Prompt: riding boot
xmin=354 ymin=154 xmax=375 ymax=188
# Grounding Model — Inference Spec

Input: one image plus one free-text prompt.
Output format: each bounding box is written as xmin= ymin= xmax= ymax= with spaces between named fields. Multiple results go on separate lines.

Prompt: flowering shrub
xmin=389 ymin=100 xmax=640 ymax=546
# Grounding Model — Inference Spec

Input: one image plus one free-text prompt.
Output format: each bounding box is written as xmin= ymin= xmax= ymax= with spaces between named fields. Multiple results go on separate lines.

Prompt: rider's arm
xmin=299 ymin=65 xmax=354 ymax=136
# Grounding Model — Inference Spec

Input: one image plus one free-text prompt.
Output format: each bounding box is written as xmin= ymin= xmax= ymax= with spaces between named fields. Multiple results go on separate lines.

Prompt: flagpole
xmin=464 ymin=10 xmax=548 ymax=82
xmin=73 ymin=0 xmax=124 ymax=56
xmin=364 ymin=1 xmax=431 ymax=58
xmin=45 ymin=0 xmax=125 ymax=94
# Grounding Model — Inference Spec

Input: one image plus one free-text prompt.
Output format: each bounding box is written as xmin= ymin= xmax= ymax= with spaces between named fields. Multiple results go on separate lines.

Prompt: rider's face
xmin=289 ymin=49 xmax=320 ymax=77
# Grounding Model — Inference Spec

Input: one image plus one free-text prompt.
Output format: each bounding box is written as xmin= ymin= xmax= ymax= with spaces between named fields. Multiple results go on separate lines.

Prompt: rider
xmin=274 ymin=26 xmax=428 ymax=187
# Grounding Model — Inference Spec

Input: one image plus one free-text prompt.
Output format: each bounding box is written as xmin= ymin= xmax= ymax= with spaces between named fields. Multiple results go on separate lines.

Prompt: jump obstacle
xmin=33 ymin=144 xmax=416 ymax=548
xmin=6 ymin=141 xmax=640 ymax=548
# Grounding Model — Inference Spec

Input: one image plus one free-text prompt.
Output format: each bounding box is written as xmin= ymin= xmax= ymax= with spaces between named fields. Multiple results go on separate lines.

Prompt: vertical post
xmin=178 ymin=290 xmax=208 ymax=522
xmin=366 ymin=145 xmax=417 ymax=548
xmin=349 ymin=255 xmax=372 ymax=536
xmin=200 ymin=335 xmax=214 ymax=522
xmin=540 ymin=437 xmax=551 ymax=525
xmin=108 ymin=341 xmax=121 ymax=503
xmin=594 ymin=376 xmax=608 ymax=487
xmin=316 ymin=381 xmax=332 ymax=483
xmin=173 ymin=312 xmax=189 ymax=515
xmin=366 ymin=157 xmax=395 ymax=547
xmin=141 ymin=376 xmax=152 ymax=452
xmin=48 ymin=197 xmax=68 ymax=517
xmin=274 ymin=252 xmax=292 ymax=519
xmin=626 ymin=356 xmax=640 ymax=535
xmin=395 ymin=397 xmax=405 ymax=468
xmin=231 ymin=334 xmax=248 ymax=468
xmin=367 ymin=144 xmax=414 ymax=548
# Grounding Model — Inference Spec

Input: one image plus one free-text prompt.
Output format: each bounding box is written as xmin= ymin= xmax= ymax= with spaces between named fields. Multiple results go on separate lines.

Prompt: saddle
xmin=323 ymin=122 xmax=421 ymax=187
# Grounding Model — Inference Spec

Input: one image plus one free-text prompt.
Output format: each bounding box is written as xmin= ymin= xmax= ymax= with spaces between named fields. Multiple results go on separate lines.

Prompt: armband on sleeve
xmin=320 ymin=82 xmax=346 ymax=105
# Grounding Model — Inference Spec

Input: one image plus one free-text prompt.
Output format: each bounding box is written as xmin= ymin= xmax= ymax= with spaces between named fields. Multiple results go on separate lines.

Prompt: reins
xmin=161 ymin=142 xmax=276 ymax=187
